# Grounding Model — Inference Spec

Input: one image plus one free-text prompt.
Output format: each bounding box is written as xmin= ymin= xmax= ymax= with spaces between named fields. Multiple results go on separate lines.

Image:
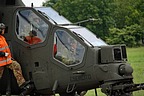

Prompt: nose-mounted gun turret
xmin=100 ymin=45 xmax=133 ymax=76
xmin=97 ymin=45 xmax=144 ymax=96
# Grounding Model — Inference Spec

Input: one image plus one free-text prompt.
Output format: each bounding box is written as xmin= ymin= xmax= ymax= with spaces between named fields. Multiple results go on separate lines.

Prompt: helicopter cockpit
xmin=15 ymin=7 xmax=107 ymax=66
xmin=16 ymin=9 xmax=49 ymax=45
xmin=34 ymin=7 xmax=107 ymax=66
xmin=14 ymin=6 xmax=107 ymax=67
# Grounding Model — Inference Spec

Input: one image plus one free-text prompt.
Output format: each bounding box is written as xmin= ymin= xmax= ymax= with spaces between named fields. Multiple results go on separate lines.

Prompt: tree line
xmin=43 ymin=0 xmax=144 ymax=47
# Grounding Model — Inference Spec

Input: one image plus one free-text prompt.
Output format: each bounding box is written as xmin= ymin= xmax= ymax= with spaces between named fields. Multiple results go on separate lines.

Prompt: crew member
xmin=24 ymin=30 xmax=42 ymax=44
xmin=0 ymin=23 xmax=33 ymax=95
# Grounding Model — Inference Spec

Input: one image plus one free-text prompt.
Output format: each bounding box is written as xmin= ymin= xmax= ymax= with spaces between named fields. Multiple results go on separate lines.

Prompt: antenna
xmin=31 ymin=3 xmax=33 ymax=7
xmin=74 ymin=18 xmax=101 ymax=25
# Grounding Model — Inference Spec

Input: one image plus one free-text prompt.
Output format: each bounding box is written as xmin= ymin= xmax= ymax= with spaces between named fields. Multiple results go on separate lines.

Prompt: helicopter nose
xmin=119 ymin=64 xmax=133 ymax=76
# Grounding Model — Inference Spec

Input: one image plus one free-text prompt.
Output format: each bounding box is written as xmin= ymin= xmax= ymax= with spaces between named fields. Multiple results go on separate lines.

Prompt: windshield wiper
xmin=73 ymin=32 xmax=94 ymax=48
xmin=74 ymin=18 xmax=99 ymax=25
xmin=37 ymin=10 xmax=57 ymax=25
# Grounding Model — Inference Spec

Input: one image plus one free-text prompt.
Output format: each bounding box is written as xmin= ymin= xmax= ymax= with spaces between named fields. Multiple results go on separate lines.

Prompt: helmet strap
xmin=0 ymin=29 xmax=2 ymax=34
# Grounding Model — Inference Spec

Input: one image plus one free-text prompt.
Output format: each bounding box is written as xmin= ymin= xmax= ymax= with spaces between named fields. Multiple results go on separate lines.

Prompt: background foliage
xmin=43 ymin=0 xmax=144 ymax=47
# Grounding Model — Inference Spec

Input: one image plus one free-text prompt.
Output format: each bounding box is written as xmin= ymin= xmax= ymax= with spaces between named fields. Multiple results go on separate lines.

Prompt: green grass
xmin=85 ymin=47 xmax=144 ymax=96
xmin=127 ymin=47 xmax=144 ymax=96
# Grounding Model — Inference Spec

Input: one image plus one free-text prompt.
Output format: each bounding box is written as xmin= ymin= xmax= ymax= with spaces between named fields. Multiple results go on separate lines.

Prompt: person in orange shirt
xmin=0 ymin=23 xmax=33 ymax=95
xmin=24 ymin=30 xmax=42 ymax=44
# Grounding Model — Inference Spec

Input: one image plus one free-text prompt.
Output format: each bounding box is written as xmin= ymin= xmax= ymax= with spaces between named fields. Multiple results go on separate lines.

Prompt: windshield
xmin=16 ymin=9 xmax=48 ymax=45
xmin=35 ymin=7 xmax=107 ymax=46
xmin=35 ymin=7 xmax=71 ymax=24
xmin=70 ymin=27 xmax=107 ymax=46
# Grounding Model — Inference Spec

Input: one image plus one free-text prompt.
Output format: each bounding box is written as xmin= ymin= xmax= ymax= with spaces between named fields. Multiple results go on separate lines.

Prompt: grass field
xmin=85 ymin=47 xmax=144 ymax=96
xmin=127 ymin=47 xmax=144 ymax=96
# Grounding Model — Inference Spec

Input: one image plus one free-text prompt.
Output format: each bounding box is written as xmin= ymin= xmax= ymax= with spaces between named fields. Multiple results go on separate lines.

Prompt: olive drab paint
xmin=0 ymin=0 xmax=144 ymax=96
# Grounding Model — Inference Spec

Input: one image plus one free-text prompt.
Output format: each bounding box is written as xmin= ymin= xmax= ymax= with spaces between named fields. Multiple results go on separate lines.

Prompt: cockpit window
xmin=16 ymin=9 xmax=48 ymax=45
xmin=53 ymin=29 xmax=85 ymax=66
xmin=35 ymin=7 xmax=71 ymax=25
xmin=70 ymin=27 xmax=107 ymax=46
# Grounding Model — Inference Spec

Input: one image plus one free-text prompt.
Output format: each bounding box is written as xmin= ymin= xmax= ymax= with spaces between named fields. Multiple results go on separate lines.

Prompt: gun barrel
xmin=101 ymin=82 xmax=144 ymax=96
xmin=125 ymin=83 xmax=144 ymax=92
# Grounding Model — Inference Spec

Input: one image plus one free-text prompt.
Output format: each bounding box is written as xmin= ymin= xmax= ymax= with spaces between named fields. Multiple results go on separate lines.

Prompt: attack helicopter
xmin=0 ymin=0 xmax=144 ymax=96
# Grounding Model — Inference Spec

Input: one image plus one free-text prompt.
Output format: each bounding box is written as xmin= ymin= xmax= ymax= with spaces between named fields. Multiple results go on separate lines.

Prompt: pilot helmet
xmin=0 ymin=23 xmax=6 ymax=34
xmin=0 ymin=23 xmax=6 ymax=29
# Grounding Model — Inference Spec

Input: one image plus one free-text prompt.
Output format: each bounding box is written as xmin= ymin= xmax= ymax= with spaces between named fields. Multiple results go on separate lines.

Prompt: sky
xmin=22 ymin=0 xmax=46 ymax=7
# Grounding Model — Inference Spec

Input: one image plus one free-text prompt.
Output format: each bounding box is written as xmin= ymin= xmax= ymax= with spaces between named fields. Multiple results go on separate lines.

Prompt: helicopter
xmin=0 ymin=0 xmax=144 ymax=96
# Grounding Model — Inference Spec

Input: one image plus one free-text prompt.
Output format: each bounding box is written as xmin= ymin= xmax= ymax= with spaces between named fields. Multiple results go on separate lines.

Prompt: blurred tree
xmin=106 ymin=24 xmax=143 ymax=47
xmin=111 ymin=0 xmax=141 ymax=28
